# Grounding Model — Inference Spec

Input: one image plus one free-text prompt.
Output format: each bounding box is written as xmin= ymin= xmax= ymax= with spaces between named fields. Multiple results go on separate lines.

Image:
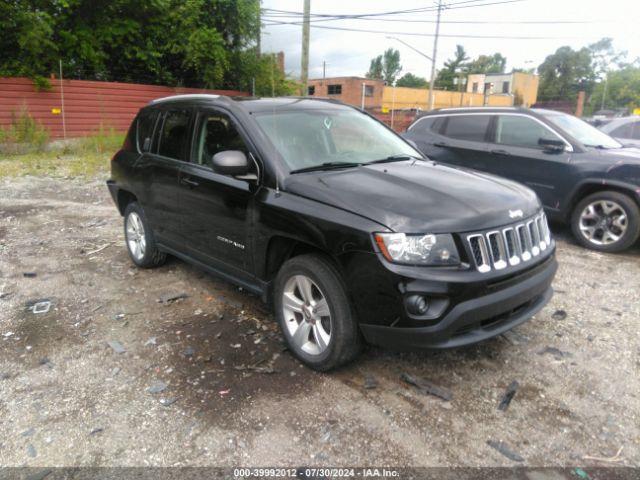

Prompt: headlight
xmin=374 ymin=233 xmax=460 ymax=266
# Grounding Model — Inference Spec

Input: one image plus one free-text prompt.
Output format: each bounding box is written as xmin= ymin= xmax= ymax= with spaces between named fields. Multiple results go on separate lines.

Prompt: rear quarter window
xmin=136 ymin=110 xmax=159 ymax=153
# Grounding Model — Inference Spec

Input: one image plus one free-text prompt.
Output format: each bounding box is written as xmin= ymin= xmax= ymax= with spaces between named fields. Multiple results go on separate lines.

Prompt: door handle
xmin=490 ymin=149 xmax=511 ymax=156
xmin=433 ymin=141 xmax=449 ymax=148
xmin=180 ymin=177 xmax=200 ymax=188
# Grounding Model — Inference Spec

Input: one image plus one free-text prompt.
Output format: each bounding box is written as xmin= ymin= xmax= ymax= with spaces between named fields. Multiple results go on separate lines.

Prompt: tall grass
xmin=0 ymin=106 xmax=49 ymax=152
xmin=0 ymin=119 xmax=125 ymax=178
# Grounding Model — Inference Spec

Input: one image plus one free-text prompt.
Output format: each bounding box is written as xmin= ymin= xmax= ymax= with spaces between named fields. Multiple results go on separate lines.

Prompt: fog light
xmin=405 ymin=294 xmax=429 ymax=315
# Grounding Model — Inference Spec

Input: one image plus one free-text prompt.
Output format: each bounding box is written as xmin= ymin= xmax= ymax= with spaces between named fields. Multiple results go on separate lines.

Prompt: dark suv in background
xmin=108 ymin=95 xmax=556 ymax=370
xmin=404 ymin=107 xmax=640 ymax=252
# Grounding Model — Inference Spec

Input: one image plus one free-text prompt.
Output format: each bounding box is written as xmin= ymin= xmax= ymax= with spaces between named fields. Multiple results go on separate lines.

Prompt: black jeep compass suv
xmin=404 ymin=107 xmax=640 ymax=253
xmin=107 ymin=95 xmax=557 ymax=370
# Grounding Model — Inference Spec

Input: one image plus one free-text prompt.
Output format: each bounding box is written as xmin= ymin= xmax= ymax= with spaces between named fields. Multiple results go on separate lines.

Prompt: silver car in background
xmin=599 ymin=116 xmax=640 ymax=147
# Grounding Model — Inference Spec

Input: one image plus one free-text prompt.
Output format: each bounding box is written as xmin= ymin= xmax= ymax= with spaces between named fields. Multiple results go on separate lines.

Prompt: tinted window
xmin=194 ymin=112 xmax=249 ymax=167
xmin=136 ymin=110 xmax=158 ymax=152
xmin=495 ymin=115 xmax=562 ymax=149
xmin=612 ymin=121 xmax=640 ymax=140
xmin=443 ymin=115 xmax=491 ymax=142
xmin=158 ymin=110 xmax=191 ymax=160
xmin=411 ymin=117 xmax=445 ymax=134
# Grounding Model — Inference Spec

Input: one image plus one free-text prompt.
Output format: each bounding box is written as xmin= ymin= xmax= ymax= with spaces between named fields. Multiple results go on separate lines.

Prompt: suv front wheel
xmin=274 ymin=254 xmax=361 ymax=371
xmin=570 ymin=191 xmax=640 ymax=252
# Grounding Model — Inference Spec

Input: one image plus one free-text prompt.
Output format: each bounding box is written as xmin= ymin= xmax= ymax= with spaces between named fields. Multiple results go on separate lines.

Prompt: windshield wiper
xmin=366 ymin=154 xmax=422 ymax=165
xmin=584 ymin=144 xmax=610 ymax=149
xmin=289 ymin=162 xmax=362 ymax=174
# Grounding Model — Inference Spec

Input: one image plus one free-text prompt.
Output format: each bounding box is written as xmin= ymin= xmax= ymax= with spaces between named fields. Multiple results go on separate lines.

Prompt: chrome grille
xmin=466 ymin=212 xmax=552 ymax=273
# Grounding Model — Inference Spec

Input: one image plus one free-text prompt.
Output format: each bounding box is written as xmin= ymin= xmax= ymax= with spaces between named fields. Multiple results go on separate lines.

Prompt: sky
xmin=260 ymin=0 xmax=640 ymax=81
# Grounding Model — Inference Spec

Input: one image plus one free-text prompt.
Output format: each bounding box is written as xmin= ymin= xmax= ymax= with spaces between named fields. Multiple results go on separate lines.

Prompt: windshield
xmin=254 ymin=109 xmax=422 ymax=171
xmin=541 ymin=111 xmax=622 ymax=149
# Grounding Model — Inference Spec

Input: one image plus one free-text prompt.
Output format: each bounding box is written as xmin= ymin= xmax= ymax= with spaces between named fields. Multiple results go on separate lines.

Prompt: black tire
xmin=274 ymin=254 xmax=361 ymax=371
xmin=123 ymin=202 xmax=166 ymax=268
xmin=570 ymin=191 xmax=640 ymax=253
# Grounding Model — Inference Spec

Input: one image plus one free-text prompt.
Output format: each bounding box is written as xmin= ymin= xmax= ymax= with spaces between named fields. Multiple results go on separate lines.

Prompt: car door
xmin=483 ymin=113 xmax=573 ymax=210
xmin=136 ymin=108 xmax=193 ymax=249
xmin=423 ymin=114 xmax=494 ymax=171
xmin=178 ymin=108 xmax=258 ymax=280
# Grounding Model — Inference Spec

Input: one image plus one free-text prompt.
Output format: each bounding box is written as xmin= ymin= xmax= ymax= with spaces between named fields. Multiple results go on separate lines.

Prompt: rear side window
xmin=612 ymin=121 xmax=640 ymax=140
xmin=495 ymin=115 xmax=561 ymax=149
xmin=158 ymin=110 xmax=192 ymax=160
xmin=136 ymin=110 xmax=158 ymax=152
xmin=443 ymin=115 xmax=491 ymax=142
xmin=410 ymin=117 xmax=444 ymax=134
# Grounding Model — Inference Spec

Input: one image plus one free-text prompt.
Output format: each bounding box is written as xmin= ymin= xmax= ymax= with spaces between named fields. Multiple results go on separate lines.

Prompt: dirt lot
xmin=0 ymin=176 xmax=639 ymax=468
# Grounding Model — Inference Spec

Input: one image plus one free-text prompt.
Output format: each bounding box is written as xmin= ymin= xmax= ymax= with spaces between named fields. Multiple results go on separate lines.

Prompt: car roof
xmin=147 ymin=94 xmax=352 ymax=114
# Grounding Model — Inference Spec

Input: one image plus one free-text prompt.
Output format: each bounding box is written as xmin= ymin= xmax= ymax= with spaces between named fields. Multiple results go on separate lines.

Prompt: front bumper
xmin=358 ymin=255 xmax=557 ymax=350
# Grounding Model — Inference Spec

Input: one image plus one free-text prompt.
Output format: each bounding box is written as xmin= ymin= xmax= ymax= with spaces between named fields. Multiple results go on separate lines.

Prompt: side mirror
xmin=539 ymin=138 xmax=565 ymax=153
xmin=212 ymin=150 xmax=249 ymax=176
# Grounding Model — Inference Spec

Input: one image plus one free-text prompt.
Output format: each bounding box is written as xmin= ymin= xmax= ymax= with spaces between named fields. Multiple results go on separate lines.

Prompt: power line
xmin=261 ymin=14 xmax=597 ymax=25
xmin=261 ymin=21 xmax=582 ymax=40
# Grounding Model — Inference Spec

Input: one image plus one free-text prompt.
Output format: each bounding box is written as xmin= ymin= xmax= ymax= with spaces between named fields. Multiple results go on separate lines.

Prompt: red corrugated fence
xmin=0 ymin=77 xmax=248 ymax=139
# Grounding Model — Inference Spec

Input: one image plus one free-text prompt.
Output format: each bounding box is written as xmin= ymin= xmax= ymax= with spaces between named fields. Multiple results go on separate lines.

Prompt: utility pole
xmin=257 ymin=5 xmax=261 ymax=57
xmin=427 ymin=0 xmax=443 ymax=111
xmin=301 ymin=0 xmax=311 ymax=95
xmin=323 ymin=60 xmax=326 ymax=79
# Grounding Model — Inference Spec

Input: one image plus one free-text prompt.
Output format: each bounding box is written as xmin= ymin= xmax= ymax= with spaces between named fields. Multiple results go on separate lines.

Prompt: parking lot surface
xmin=0 ymin=176 xmax=638 ymax=467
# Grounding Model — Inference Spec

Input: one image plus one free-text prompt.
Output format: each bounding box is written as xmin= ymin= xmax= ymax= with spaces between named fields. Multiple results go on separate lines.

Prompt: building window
xmin=364 ymin=85 xmax=374 ymax=97
xmin=327 ymin=84 xmax=342 ymax=95
xmin=502 ymin=81 xmax=510 ymax=94
xmin=308 ymin=85 xmax=315 ymax=95
xmin=472 ymin=82 xmax=479 ymax=93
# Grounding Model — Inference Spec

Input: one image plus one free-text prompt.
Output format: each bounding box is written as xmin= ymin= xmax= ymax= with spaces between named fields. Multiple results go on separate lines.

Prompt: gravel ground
xmin=0 ymin=176 xmax=638 ymax=468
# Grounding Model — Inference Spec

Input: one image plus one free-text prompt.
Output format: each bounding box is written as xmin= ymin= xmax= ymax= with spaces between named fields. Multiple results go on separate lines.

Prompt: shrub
xmin=0 ymin=106 xmax=49 ymax=152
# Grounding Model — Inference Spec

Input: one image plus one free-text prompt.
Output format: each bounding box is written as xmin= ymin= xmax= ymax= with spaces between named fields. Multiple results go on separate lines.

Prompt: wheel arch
xmin=116 ymin=189 xmax=138 ymax=216
xmin=564 ymin=180 xmax=640 ymax=221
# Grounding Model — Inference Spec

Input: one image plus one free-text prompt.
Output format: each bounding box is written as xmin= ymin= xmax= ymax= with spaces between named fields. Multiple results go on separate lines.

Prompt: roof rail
xmin=149 ymin=93 xmax=222 ymax=104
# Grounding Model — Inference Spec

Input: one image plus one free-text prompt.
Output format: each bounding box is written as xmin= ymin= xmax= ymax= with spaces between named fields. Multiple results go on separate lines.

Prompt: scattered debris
xmin=498 ymin=381 xmax=519 ymax=411
xmin=147 ymin=381 xmax=168 ymax=394
xmin=31 ymin=300 xmax=52 ymax=314
xmin=159 ymin=397 xmax=178 ymax=407
xmin=26 ymin=443 xmax=37 ymax=458
xmin=573 ymin=468 xmax=590 ymax=479
xmin=111 ymin=367 xmax=121 ymax=376
xmin=219 ymin=389 xmax=231 ymax=396
xmin=501 ymin=330 xmax=529 ymax=346
xmin=106 ymin=340 xmax=126 ymax=354
xmin=90 ymin=305 xmax=103 ymax=313
xmin=23 ymin=272 xmax=37 ymax=278
xmin=487 ymin=440 xmax=524 ymax=462
xmin=0 ymin=372 xmax=10 ymax=380
xmin=537 ymin=346 xmax=571 ymax=359
xmin=182 ymin=346 xmax=195 ymax=357
xmin=400 ymin=373 xmax=452 ymax=401
xmin=364 ymin=374 xmax=378 ymax=390
xmin=552 ymin=309 xmax=568 ymax=320
xmin=158 ymin=292 xmax=189 ymax=304
xmin=3 ymin=332 xmax=14 ymax=338
xmin=144 ymin=337 xmax=157 ymax=346
xmin=230 ymin=343 xmax=241 ymax=349
xmin=583 ymin=446 xmax=624 ymax=463
xmin=85 ymin=243 xmax=111 ymax=255
xmin=21 ymin=428 xmax=36 ymax=437
xmin=89 ymin=427 xmax=104 ymax=436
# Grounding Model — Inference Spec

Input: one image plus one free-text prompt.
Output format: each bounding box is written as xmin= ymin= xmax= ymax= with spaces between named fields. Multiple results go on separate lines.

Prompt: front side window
xmin=254 ymin=109 xmax=420 ymax=171
xmin=194 ymin=112 xmax=249 ymax=167
xmin=136 ymin=110 xmax=158 ymax=152
xmin=443 ymin=115 xmax=491 ymax=142
xmin=540 ymin=111 xmax=621 ymax=149
xmin=158 ymin=110 xmax=191 ymax=160
xmin=328 ymin=84 xmax=342 ymax=95
xmin=612 ymin=121 xmax=640 ymax=140
xmin=495 ymin=115 xmax=562 ymax=149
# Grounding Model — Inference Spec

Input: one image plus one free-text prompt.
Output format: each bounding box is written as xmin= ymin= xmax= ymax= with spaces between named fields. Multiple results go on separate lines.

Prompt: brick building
xmin=307 ymin=76 xmax=384 ymax=109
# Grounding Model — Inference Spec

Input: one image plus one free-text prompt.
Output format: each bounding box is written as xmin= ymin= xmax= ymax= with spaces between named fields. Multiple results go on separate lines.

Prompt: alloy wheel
xmin=578 ymin=200 xmax=628 ymax=246
xmin=282 ymin=275 xmax=332 ymax=356
xmin=126 ymin=212 xmax=147 ymax=260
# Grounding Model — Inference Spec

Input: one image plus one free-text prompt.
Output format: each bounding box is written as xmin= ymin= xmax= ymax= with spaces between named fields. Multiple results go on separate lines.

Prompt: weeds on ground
xmin=0 ymin=123 xmax=124 ymax=178
xmin=0 ymin=107 xmax=49 ymax=152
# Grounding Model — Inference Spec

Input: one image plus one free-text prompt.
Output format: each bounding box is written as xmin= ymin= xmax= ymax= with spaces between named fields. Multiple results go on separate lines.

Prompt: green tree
xmin=466 ymin=53 xmax=507 ymax=74
xmin=0 ymin=0 xmax=270 ymax=90
xmin=435 ymin=45 xmax=469 ymax=91
xmin=588 ymin=62 xmax=640 ymax=113
xmin=537 ymin=46 xmax=594 ymax=101
xmin=396 ymin=72 xmax=429 ymax=88
xmin=366 ymin=48 xmax=402 ymax=84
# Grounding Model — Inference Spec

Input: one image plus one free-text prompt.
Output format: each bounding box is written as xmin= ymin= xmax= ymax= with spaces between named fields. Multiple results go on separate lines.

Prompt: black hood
xmin=284 ymin=160 xmax=541 ymax=233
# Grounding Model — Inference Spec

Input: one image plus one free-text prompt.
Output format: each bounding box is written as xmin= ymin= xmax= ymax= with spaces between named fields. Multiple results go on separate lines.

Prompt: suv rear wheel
xmin=570 ymin=191 xmax=640 ymax=252
xmin=123 ymin=202 xmax=167 ymax=268
xmin=274 ymin=254 xmax=361 ymax=371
